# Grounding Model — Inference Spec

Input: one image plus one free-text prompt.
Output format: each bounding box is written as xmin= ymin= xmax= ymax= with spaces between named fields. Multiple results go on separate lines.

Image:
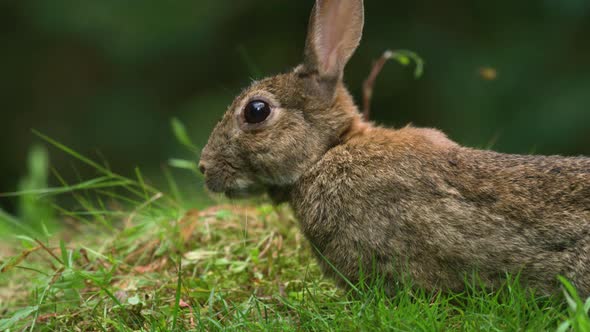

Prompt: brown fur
xmin=199 ymin=0 xmax=590 ymax=296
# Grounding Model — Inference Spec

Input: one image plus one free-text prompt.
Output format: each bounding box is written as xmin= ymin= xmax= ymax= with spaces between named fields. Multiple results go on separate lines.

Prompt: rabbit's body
xmin=292 ymin=122 xmax=590 ymax=295
xmin=199 ymin=0 xmax=590 ymax=296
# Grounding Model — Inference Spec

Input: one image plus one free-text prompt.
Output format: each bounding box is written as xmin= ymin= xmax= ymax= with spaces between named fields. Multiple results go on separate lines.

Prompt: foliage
xmin=3 ymin=0 xmax=590 ymax=203
xmin=558 ymin=277 xmax=590 ymax=332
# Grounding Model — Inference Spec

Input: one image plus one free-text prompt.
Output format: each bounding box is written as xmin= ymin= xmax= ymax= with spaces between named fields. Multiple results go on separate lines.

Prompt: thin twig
xmin=35 ymin=239 xmax=64 ymax=266
xmin=258 ymin=232 xmax=275 ymax=258
xmin=362 ymin=50 xmax=394 ymax=121
xmin=362 ymin=49 xmax=424 ymax=120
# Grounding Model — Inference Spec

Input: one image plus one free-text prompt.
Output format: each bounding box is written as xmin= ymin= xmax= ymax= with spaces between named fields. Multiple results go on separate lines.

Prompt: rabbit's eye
xmin=244 ymin=100 xmax=271 ymax=124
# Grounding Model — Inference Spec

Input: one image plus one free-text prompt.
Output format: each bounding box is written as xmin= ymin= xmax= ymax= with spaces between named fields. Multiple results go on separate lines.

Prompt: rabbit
xmin=198 ymin=0 xmax=590 ymax=296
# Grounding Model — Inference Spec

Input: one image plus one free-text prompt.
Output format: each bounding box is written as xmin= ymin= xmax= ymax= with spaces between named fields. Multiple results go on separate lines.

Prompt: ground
xmin=1 ymin=200 xmax=589 ymax=331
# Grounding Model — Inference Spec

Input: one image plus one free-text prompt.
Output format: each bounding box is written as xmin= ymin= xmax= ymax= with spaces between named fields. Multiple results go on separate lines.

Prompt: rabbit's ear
xmin=303 ymin=0 xmax=364 ymax=80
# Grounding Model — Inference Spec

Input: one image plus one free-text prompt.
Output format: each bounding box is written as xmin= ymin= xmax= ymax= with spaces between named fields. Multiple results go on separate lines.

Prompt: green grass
xmin=0 ymin=135 xmax=589 ymax=331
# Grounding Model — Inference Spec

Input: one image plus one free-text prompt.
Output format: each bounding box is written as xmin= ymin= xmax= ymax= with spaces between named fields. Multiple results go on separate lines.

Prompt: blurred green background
xmin=1 ymin=0 xmax=590 ymax=213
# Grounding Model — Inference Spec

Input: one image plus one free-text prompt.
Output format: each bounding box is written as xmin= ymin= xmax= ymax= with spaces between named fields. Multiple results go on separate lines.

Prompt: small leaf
xmin=230 ymin=261 xmax=248 ymax=273
xmin=128 ymin=295 xmax=141 ymax=306
xmin=215 ymin=210 xmax=233 ymax=220
xmin=256 ymin=204 xmax=274 ymax=217
xmin=214 ymin=258 xmax=230 ymax=266
xmin=168 ymin=159 xmax=199 ymax=172
xmin=564 ymin=289 xmax=577 ymax=312
xmin=250 ymin=248 xmax=260 ymax=264
xmin=556 ymin=321 xmax=571 ymax=332
xmin=60 ymin=240 xmax=69 ymax=268
xmin=389 ymin=50 xmax=425 ymax=79
xmin=183 ymin=250 xmax=217 ymax=262
xmin=559 ymin=276 xmax=583 ymax=308
xmin=15 ymin=235 xmax=37 ymax=244
xmin=395 ymin=55 xmax=410 ymax=65
xmin=0 ymin=306 xmax=38 ymax=330
xmin=289 ymin=291 xmax=304 ymax=301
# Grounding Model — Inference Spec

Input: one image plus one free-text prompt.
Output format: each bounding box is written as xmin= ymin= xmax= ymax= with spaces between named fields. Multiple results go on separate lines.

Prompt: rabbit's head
xmin=199 ymin=0 xmax=365 ymax=198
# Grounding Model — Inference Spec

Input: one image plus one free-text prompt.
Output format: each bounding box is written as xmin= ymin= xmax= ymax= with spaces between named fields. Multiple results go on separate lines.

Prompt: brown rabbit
xmin=199 ymin=0 xmax=590 ymax=296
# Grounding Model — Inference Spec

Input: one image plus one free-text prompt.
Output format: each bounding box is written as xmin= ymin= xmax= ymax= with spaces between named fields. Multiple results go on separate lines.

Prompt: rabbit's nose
xmin=198 ymin=162 xmax=206 ymax=175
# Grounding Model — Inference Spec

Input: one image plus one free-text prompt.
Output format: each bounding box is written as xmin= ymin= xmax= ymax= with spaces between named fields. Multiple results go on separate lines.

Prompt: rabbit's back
xmin=291 ymin=126 xmax=590 ymax=295
xmin=199 ymin=0 xmax=590 ymax=296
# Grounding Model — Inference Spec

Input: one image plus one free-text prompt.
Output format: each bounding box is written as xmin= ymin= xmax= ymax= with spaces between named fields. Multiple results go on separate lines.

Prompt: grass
xmin=0 ymin=134 xmax=589 ymax=331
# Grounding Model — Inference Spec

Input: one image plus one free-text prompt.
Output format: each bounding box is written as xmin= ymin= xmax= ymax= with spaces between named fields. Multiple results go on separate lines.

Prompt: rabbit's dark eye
xmin=244 ymin=100 xmax=271 ymax=124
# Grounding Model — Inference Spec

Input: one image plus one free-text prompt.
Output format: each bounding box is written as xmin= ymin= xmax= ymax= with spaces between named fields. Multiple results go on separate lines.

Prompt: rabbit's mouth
xmin=224 ymin=186 xmax=265 ymax=199
xmin=203 ymin=171 xmax=265 ymax=199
